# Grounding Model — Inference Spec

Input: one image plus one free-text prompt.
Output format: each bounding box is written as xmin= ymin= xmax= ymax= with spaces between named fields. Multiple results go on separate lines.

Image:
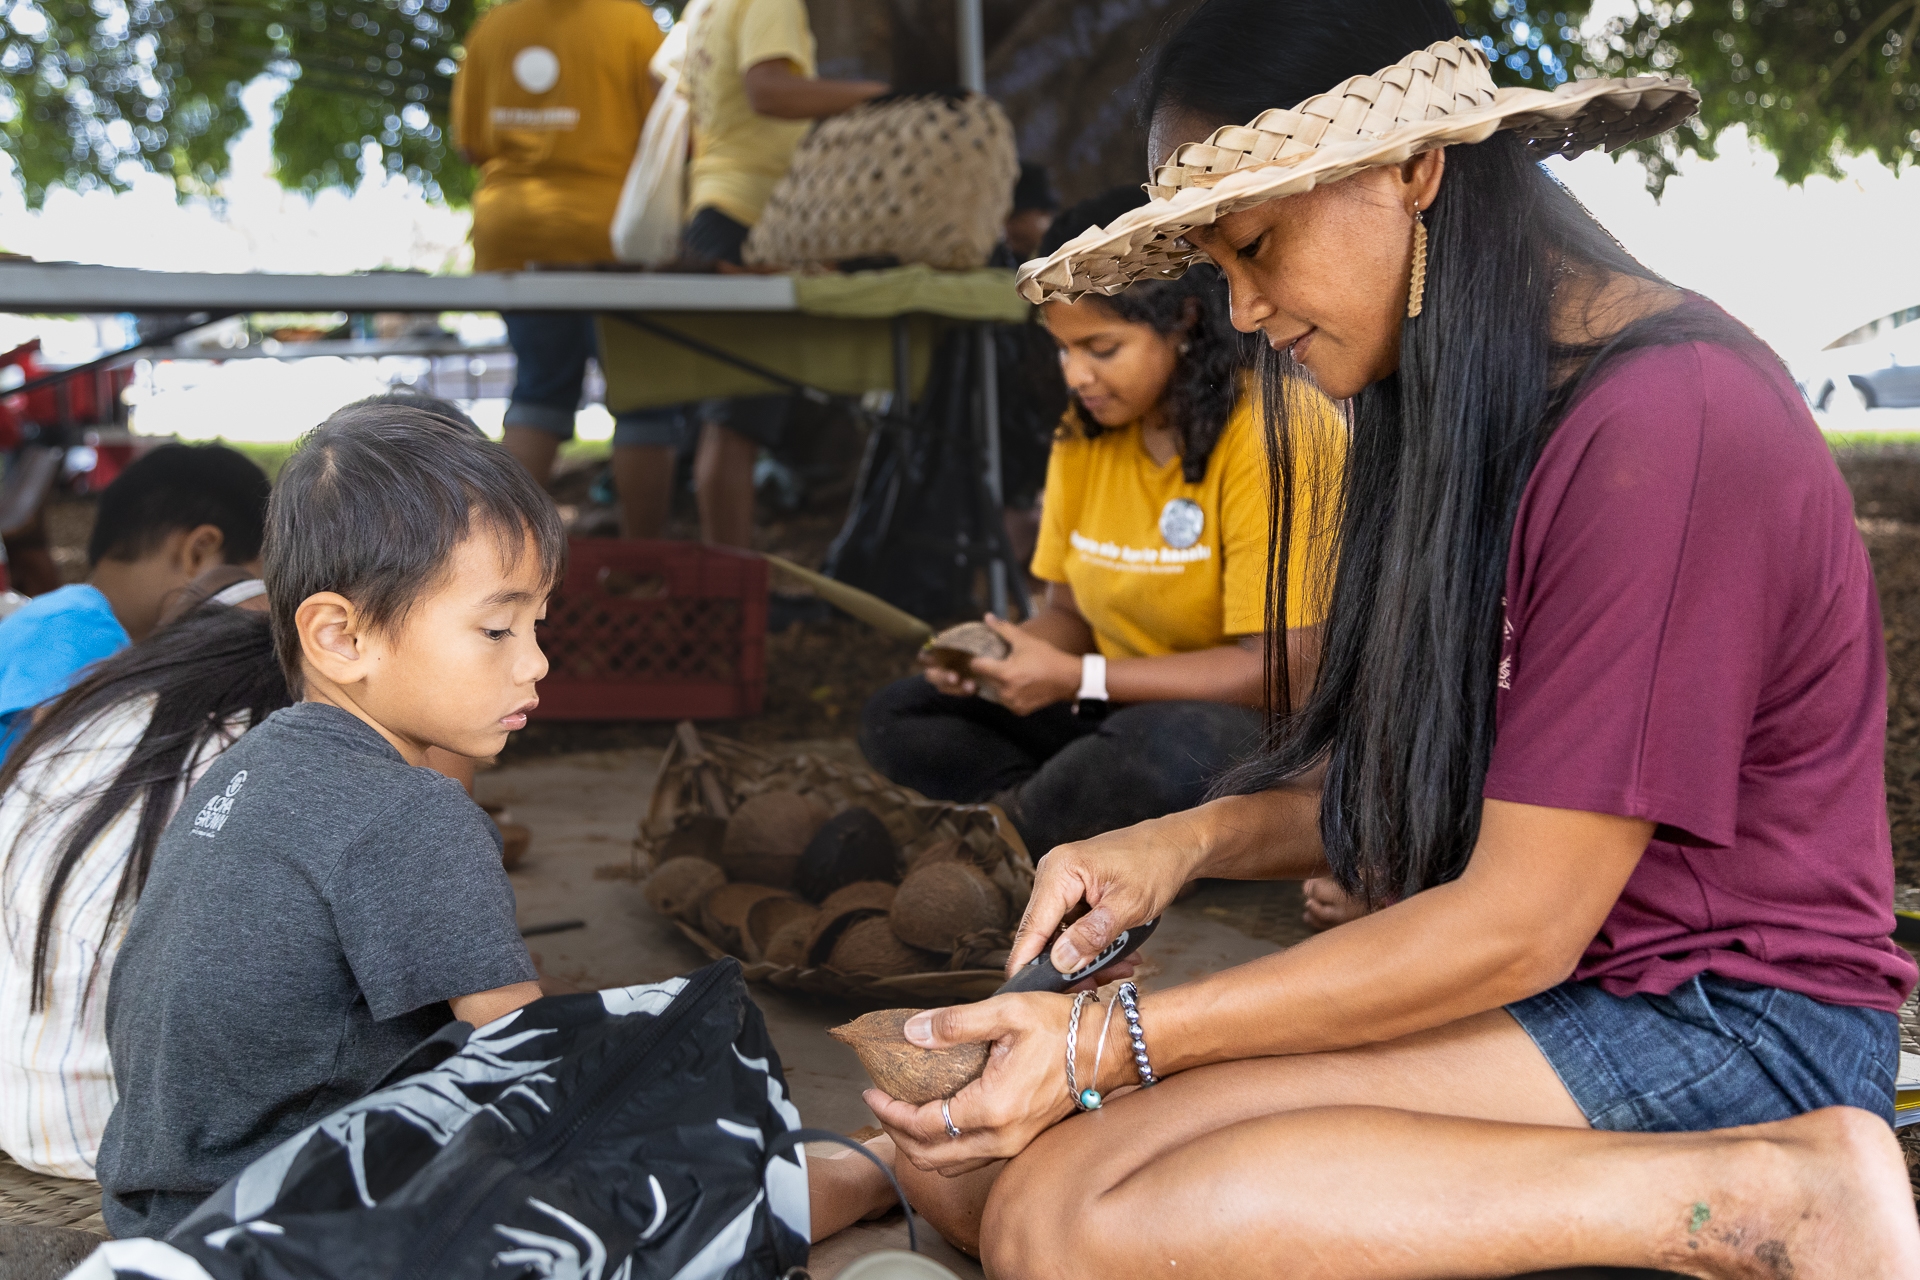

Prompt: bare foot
xmin=1663 ymin=1107 xmax=1920 ymax=1279
xmin=1301 ymin=877 xmax=1371 ymax=932
xmin=806 ymin=1131 xmax=901 ymax=1241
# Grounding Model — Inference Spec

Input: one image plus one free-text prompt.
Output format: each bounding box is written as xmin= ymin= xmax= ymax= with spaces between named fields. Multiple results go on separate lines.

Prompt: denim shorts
xmin=1506 ymin=973 xmax=1897 ymax=1131
xmin=501 ymin=312 xmax=687 ymax=448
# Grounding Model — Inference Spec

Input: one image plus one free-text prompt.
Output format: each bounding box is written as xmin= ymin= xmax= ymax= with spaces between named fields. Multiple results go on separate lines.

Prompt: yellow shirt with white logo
xmin=682 ymin=0 xmax=816 ymax=227
xmin=1030 ymin=388 xmax=1344 ymax=661
xmin=452 ymin=0 xmax=665 ymax=272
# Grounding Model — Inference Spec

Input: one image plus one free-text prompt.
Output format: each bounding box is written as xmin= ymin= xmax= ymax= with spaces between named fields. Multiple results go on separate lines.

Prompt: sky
xmin=2 ymin=74 xmax=1919 ymax=440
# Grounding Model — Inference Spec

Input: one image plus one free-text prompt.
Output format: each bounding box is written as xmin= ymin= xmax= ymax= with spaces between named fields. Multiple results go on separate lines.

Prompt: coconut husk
xmin=946 ymin=928 xmax=1013 ymax=972
xmin=744 ymin=897 xmax=819 ymax=963
xmin=804 ymin=881 xmax=900 ymax=966
xmin=659 ymin=813 xmax=728 ymax=864
xmin=829 ymin=1008 xmax=990 ymax=1105
xmin=795 ymin=807 xmax=900 ymax=903
xmin=763 ymin=915 xmax=815 ymax=968
xmin=699 ymin=883 xmax=795 ymax=955
xmin=718 ymin=792 xmax=831 ymax=889
xmin=643 ymin=856 xmax=728 ymax=923
xmin=921 ymin=621 xmax=1010 ymax=675
xmin=890 ymin=861 xmax=1009 ymax=953
xmin=828 ymin=916 xmax=943 ymax=978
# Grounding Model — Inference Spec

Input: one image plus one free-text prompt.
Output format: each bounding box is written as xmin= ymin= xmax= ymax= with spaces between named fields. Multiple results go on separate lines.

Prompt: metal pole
xmin=956 ymin=0 xmax=985 ymax=93
xmin=977 ymin=324 xmax=1011 ymax=618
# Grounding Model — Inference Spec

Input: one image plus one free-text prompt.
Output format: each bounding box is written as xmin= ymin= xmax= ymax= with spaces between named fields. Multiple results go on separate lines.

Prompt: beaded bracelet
xmin=1117 ymin=981 xmax=1156 ymax=1086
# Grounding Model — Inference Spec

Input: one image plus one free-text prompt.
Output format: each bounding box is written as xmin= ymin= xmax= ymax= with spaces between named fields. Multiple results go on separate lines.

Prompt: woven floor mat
xmin=0 ymin=1151 xmax=105 ymax=1236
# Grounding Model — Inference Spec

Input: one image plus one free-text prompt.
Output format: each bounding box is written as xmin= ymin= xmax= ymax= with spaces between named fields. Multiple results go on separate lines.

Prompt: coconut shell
xmin=907 ymin=837 xmax=968 ymax=869
xmin=744 ymin=897 xmax=819 ymax=963
xmin=644 ymin=856 xmax=727 ymax=923
xmin=921 ymin=621 xmax=1010 ymax=675
xmin=803 ymin=881 xmax=899 ymax=966
xmin=762 ymin=915 xmax=815 ymax=968
xmin=699 ymin=882 xmax=794 ymax=955
xmin=829 ymin=1008 xmax=990 ymax=1105
xmin=795 ymin=807 xmax=900 ymax=903
xmin=827 ymin=916 xmax=942 ymax=978
xmin=718 ymin=792 xmax=830 ymax=889
xmin=890 ymin=861 xmax=1009 ymax=953
xmin=659 ymin=814 xmax=727 ymax=864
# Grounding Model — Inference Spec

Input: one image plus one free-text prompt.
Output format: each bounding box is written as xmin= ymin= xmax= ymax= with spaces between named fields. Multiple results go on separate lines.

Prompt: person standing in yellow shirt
xmin=859 ymin=189 xmax=1345 ymax=859
xmin=668 ymin=0 xmax=887 ymax=547
xmin=452 ymin=0 xmax=684 ymax=535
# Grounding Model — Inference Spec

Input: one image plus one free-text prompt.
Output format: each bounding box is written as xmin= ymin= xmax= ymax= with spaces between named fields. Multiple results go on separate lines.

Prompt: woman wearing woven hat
xmin=858 ymin=187 xmax=1343 ymax=864
xmin=864 ymin=2 xmax=1920 ymax=1275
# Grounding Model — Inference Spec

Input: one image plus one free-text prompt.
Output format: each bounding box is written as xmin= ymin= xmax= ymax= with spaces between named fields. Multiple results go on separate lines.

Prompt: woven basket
xmin=638 ymin=723 xmax=1033 ymax=1005
xmin=743 ymin=93 xmax=1019 ymax=272
xmin=0 ymin=1151 xmax=104 ymax=1236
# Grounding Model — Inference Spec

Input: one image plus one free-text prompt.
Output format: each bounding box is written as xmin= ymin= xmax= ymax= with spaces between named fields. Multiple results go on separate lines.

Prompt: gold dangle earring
xmin=1407 ymin=209 xmax=1428 ymax=320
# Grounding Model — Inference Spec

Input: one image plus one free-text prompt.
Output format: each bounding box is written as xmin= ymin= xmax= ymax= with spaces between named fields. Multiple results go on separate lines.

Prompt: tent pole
xmin=957 ymin=0 xmax=985 ymax=92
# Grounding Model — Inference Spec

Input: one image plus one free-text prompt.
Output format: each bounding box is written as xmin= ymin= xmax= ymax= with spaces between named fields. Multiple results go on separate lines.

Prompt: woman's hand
xmin=966 ymin=615 xmax=1082 ymax=715
xmin=865 ymin=993 xmax=1078 ymax=1175
xmin=1008 ymin=809 xmax=1210 ymax=975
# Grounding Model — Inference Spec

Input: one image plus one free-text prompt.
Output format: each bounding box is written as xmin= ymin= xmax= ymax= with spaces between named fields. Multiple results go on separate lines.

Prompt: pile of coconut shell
xmin=637 ymin=723 xmax=1034 ymax=1004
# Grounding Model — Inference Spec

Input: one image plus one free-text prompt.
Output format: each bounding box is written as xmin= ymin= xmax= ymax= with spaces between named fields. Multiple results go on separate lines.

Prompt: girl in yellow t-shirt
xmin=860 ymin=189 xmax=1344 ymax=860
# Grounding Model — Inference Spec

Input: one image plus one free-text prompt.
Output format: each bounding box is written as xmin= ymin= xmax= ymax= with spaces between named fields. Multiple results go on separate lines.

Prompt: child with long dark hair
xmin=0 ymin=597 xmax=288 ymax=1178
xmin=861 ymin=3 xmax=1920 ymax=1274
xmin=859 ymin=188 xmax=1343 ymax=859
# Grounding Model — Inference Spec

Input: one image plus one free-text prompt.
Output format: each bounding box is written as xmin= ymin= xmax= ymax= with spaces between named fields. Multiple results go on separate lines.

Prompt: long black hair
xmin=1040 ymin=187 xmax=1254 ymax=483
xmin=1 ymin=602 xmax=289 ymax=1011
xmin=1156 ymin=0 xmax=1763 ymax=902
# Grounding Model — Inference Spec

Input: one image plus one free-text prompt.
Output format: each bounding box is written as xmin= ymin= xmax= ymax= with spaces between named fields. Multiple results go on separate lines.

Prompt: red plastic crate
xmin=532 ymin=539 xmax=768 ymax=721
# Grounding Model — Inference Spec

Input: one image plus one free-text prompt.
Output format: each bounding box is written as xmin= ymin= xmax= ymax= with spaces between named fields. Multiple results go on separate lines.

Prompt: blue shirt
xmin=0 ymin=584 xmax=130 ymax=758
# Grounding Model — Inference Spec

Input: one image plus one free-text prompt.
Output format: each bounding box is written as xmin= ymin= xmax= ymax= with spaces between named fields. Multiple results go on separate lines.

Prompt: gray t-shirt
xmin=96 ymin=702 xmax=535 ymax=1239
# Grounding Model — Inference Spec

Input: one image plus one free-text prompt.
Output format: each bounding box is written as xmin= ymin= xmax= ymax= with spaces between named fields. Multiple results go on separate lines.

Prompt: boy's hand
xmin=450 ymin=980 xmax=542 ymax=1029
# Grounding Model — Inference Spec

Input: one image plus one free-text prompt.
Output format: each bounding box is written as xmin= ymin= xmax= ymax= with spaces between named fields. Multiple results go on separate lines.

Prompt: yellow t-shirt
xmin=452 ymin=0 xmax=665 ymax=272
xmin=1030 ymin=388 xmax=1345 ymax=661
xmin=683 ymin=0 xmax=816 ymax=227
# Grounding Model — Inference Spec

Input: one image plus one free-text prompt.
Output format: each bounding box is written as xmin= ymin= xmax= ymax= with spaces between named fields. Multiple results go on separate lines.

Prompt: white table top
xmin=0 ymin=263 xmax=800 ymax=314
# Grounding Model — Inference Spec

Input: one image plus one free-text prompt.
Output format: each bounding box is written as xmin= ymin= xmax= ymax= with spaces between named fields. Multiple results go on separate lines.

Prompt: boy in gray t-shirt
xmin=97 ymin=403 xmax=567 ymax=1239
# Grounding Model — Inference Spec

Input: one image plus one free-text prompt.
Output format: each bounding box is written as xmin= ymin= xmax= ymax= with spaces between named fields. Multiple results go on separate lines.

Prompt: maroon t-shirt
xmin=1485 ymin=329 xmax=1917 ymax=1014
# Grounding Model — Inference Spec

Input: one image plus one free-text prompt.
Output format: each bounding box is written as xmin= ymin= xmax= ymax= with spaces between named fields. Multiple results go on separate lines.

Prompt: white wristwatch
xmin=1077 ymin=653 xmax=1110 ymax=702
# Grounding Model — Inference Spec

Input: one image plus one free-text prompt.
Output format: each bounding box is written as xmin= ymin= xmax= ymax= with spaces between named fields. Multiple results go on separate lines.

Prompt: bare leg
xmin=694 ymin=421 xmax=758 ymax=549
xmin=806 ymin=1133 xmax=901 ymax=1243
xmin=503 ymin=426 xmax=562 ymax=485
xmin=903 ymin=1009 xmax=1581 ymax=1257
xmin=895 ymin=1011 xmax=1916 ymax=1277
xmin=611 ymin=445 xmax=676 ymax=539
xmin=893 ymin=1156 xmax=1004 ymax=1257
xmin=985 ymin=1104 xmax=1918 ymax=1280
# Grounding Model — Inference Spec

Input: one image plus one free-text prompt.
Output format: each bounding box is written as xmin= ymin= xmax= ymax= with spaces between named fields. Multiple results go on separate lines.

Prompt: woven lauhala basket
xmin=533 ymin=540 xmax=767 ymax=721
xmin=0 ymin=1150 xmax=105 ymax=1235
xmin=744 ymin=93 xmax=1019 ymax=272
xmin=638 ymin=723 xmax=1034 ymax=1005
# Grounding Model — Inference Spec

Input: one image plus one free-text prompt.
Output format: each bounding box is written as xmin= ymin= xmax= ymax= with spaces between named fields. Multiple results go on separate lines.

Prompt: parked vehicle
xmin=1805 ymin=319 xmax=1920 ymax=412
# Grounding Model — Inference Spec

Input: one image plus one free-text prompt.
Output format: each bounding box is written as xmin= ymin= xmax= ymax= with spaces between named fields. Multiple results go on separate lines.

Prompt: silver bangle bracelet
xmin=1117 ymin=981 xmax=1156 ymax=1086
xmin=1065 ymin=990 xmax=1096 ymax=1105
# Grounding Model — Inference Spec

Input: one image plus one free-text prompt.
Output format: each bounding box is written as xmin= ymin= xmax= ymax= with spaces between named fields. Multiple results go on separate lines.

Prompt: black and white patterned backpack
xmin=70 ymin=960 xmax=838 ymax=1280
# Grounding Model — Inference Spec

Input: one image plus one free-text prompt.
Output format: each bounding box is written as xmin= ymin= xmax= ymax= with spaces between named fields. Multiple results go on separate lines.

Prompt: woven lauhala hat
xmin=1015 ymin=38 xmax=1699 ymax=303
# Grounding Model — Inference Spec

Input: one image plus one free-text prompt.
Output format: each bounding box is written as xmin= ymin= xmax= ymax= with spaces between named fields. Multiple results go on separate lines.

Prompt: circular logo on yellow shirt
xmin=512 ymin=46 xmax=561 ymax=94
xmin=1160 ymin=497 xmax=1205 ymax=549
